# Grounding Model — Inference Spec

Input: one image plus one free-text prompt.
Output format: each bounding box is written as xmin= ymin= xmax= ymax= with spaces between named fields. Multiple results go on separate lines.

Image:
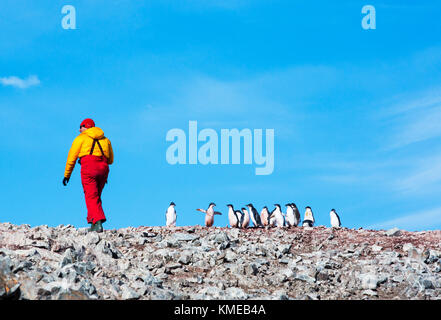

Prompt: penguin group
xmin=166 ymin=202 xmax=342 ymax=229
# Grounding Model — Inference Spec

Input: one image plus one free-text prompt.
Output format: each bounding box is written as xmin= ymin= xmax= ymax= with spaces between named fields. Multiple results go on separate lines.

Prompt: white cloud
xmin=394 ymin=154 xmax=441 ymax=195
xmin=0 ymin=75 xmax=40 ymax=89
xmin=381 ymin=88 xmax=441 ymax=149
xmin=368 ymin=206 xmax=441 ymax=231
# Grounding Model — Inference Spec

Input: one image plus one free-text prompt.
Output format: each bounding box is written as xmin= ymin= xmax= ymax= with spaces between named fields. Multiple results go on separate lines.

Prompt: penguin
xmin=285 ymin=203 xmax=295 ymax=227
xmin=227 ymin=204 xmax=240 ymax=228
xmin=260 ymin=206 xmax=270 ymax=226
xmin=302 ymin=206 xmax=314 ymax=227
xmin=330 ymin=208 xmax=341 ymax=228
xmin=240 ymin=207 xmax=250 ymax=229
xmin=196 ymin=202 xmax=222 ymax=227
xmin=246 ymin=203 xmax=263 ymax=227
xmin=235 ymin=209 xmax=243 ymax=228
xmin=165 ymin=202 xmax=177 ymax=227
xmin=290 ymin=203 xmax=301 ymax=227
xmin=270 ymin=204 xmax=285 ymax=227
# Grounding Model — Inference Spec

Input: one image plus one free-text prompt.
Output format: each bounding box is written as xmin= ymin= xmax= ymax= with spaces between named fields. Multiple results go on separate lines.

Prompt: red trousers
xmin=80 ymin=155 xmax=109 ymax=224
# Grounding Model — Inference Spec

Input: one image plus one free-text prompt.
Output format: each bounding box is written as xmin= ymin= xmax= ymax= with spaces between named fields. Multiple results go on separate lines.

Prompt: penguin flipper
xmin=196 ymin=208 xmax=206 ymax=213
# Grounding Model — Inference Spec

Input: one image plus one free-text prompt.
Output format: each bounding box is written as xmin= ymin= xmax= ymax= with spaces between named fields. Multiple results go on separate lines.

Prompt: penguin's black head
xmin=246 ymin=203 xmax=253 ymax=207
xmin=291 ymin=203 xmax=298 ymax=208
xmin=241 ymin=207 xmax=247 ymax=211
xmin=285 ymin=203 xmax=290 ymax=207
xmin=331 ymin=208 xmax=335 ymax=212
xmin=227 ymin=204 xmax=233 ymax=208
xmin=274 ymin=204 xmax=281 ymax=208
xmin=209 ymin=202 xmax=216 ymax=207
xmin=305 ymin=206 xmax=311 ymax=210
xmin=170 ymin=202 xmax=176 ymax=206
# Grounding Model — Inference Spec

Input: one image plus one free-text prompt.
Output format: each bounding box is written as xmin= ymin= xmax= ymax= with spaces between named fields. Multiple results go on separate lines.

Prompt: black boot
xmin=94 ymin=220 xmax=104 ymax=233
xmin=88 ymin=222 xmax=97 ymax=232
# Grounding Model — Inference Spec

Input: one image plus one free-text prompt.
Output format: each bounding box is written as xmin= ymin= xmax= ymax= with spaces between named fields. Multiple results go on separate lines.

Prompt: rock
xmin=294 ymin=273 xmax=316 ymax=284
xmin=273 ymin=289 xmax=289 ymax=300
xmin=316 ymin=270 xmax=329 ymax=282
xmin=170 ymin=233 xmax=199 ymax=242
xmin=224 ymin=250 xmax=237 ymax=262
xmin=198 ymin=286 xmax=224 ymax=299
xmin=164 ymin=262 xmax=181 ymax=274
xmin=419 ymin=278 xmax=435 ymax=290
xmin=385 ymin=228 xmax=402 ymax=237
xmin=213 ymin=232 xmax=230 ymax=244
xmin=0 ymin=222 xmax=441 ymax=300
xmin=425 ymin=250 xmax=440 ymax=264
xmin=359 ymin=274 xmax=379 ymax=290
xmin=278 ymin=244 xmax=292 ymax=255
xmin=281 ymin=268 xmax=294 ymax=279
xmin=362 ymin=289 xmax=378 ymax=297
xmin=225 ymin=287 xmax=247 ymax=299
xmin=121 ymin=285 xmax=140 ymax=300
xmin=178 ymin=252 xmax=192 ymax=265
xmin=84 ymin=232 xmax=101 ymax=246
xmin=57 ymin=290 xmax=90 ymax=300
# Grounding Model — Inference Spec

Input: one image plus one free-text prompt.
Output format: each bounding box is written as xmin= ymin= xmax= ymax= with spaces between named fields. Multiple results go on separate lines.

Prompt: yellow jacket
xmin=64 ymin=127 xmax=114 ymax=178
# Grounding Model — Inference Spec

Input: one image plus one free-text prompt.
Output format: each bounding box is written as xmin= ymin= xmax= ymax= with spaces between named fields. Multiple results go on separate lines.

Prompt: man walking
xmin=63 ymin=119 xmax=114 ymax=232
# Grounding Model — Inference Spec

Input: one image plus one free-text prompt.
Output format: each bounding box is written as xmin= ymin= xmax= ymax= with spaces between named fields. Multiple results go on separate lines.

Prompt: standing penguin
xmin=270 ymin=204 xmax=285 ymax=227
xmin=196 ymin=202 xmax=222 ymax=227
xmin=227 ymin=204 xmax=240 ymax=228
xmin=285 ymin=203 xmax=295 ymax=227
xmin=240 ymin=207 xmax=250 ymax=229
xmin=330 ymin=208 xmax=341 ymax=228
xmin=165 ymin=202 xmax=177 ymax=227
xmin=290 ymin=203 xmax=301 ymax=227
xmin=246 ymin=203 xmax=263 ymax=227
xmin=302 ymin=206 xmax=315 ymax=227
xmin=260 ymin=206 xmax=270 ymax=226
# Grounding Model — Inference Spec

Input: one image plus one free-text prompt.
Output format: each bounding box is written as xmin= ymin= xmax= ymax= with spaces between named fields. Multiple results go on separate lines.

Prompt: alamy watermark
xmin=60 ymin=4 xmax=376 ymax=31
xmin=361 ymin=5 xmax=376 ymax=30
xmin=166 ymin=121 xmax=274 ymax=175
xmin=61 ymin=5 xmax=76 ymax=30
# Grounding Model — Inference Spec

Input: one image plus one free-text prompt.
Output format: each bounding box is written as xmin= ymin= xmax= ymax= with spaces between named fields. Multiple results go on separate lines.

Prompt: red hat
xmin=80 ymin=118 xmax=95 ymax=128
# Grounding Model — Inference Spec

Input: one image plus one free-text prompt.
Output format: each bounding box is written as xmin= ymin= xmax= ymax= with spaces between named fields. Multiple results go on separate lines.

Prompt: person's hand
xmin=63 ymin=177 xmax=70 ymax=186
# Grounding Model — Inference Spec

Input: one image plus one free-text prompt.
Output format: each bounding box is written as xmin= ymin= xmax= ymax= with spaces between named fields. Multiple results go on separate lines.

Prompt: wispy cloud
xmin=381 ymin=88 xmax=441 ymax=150
xmin=0 ymin=75 xmax=40 ymax=89
xmin=368 ymin=206 xmax=441 ymax=231
xmin=394 ymin=154 xmax=441 ymax=195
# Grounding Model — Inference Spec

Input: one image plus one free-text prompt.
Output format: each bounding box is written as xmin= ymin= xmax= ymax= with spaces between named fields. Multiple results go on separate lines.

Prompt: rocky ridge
xmin=1 ymin=223 xmax=440 ymax=300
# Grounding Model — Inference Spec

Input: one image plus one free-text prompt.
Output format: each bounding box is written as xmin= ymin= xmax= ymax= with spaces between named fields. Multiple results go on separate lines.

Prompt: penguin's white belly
xmin=166 ymin=212 xmax=176 ymax=226
xmin=330 ymin=214 xmax=340 ymax=227
xmin=269 ymin=215 xmax=276 ymax=226
xmin=286 ymin=213 xmax=295 ymax=226
xmin=276 ymin=215 xmax=284 ymax=227
xmin=229 ymin=211 xmax=238 ymax=227
xmin=249 ymin=211 xmax=257 ymax=226
xmin=166 ymin=209 xmax=176 ymax=226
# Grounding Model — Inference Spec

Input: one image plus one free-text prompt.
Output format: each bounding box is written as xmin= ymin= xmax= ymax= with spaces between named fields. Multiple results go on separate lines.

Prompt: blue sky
xmin=1 ymin=0 xmax=441 ymax=231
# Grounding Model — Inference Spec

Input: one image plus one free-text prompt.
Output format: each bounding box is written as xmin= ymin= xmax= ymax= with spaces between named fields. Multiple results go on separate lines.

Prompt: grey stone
xmin=385 ymin=228 xmax=402 ymax=237
xmin=225 ymin=287 xmax=248 ymax=299
xmin=295 ymin=273 xmax=316 ymax=284
xmin=359 ymin=274 xmax=379 ymax=290
xmin=121 ymin=285 xmax=140 ymax=300
xmin=170 ymin=233 xmax=199 ymax=242
xmin=213 ymin=232 xmax=230 ymax=244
